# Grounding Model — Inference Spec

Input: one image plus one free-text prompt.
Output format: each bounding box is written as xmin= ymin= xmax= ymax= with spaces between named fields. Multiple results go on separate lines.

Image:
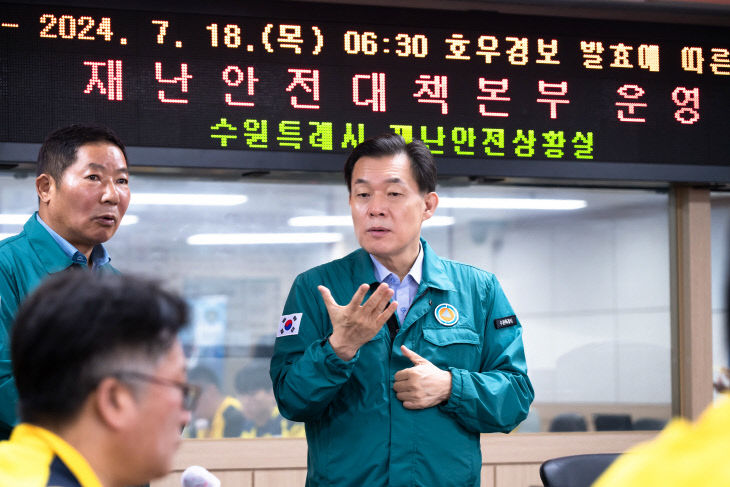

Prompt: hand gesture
xmin=319 ymin=283 xmax=397 ymax=361
xmin=393 ymin=345 xmax=452 ymax=409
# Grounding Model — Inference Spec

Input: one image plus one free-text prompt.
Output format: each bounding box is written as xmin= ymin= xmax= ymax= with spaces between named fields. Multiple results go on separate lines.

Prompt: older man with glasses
xmin=0 ymin=271 xmax=197 ymax=487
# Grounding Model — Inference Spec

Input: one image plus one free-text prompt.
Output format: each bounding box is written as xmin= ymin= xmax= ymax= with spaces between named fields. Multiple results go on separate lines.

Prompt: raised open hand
xmin=320 ymin=282 xmax=397 ymax=361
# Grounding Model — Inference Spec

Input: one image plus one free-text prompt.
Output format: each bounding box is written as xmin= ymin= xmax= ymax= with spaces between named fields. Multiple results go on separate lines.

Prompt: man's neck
xmin=36 ymin=211 xmax=94 ymax=260
xmin=54 ymin=420 xmax=127 ymax=487
xmin=373 ymin=242 xmax=421 ymax=282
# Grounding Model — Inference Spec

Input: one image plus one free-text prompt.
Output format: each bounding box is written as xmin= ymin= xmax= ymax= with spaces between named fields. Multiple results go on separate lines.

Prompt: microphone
xmin=181 ymin=466 xmax=221 ymax=487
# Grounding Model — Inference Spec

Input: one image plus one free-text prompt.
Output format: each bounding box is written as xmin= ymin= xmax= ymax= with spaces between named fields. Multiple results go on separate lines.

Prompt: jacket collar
xmin=24 ymin=212 xmax=74 ymax=274
xmin=419 ymin=237 xmax=456 ymax=292
xmin=10 ymin=423 xmax=104 ymax=487
xmin=351 ymin=237 xmax=455 ymax=292
xmin=351 ymin=246 xmax=379 ymax=285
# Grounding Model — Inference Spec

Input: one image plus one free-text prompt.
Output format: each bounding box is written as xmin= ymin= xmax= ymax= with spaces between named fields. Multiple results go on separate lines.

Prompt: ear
xmin=35 ymin=173 xmax=55 ymax=204
xmin=94 ymin=377 xmax=138 ymax=431
xmin=422 ymin=192 xmax=439 ymax=221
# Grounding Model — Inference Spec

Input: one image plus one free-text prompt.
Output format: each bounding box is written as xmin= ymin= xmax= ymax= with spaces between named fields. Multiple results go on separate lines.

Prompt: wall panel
xmin=152 ymin=432 xmax=656 ymax=486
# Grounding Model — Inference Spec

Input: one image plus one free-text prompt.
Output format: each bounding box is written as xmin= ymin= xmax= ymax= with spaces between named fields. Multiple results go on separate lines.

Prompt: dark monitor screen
xmin=1 ymin=1 xmax=729 ymax=182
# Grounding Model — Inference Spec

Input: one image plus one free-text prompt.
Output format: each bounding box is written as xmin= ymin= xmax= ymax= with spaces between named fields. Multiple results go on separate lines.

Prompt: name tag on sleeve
xmin=494 ymin=315 xmax=517 ymax=329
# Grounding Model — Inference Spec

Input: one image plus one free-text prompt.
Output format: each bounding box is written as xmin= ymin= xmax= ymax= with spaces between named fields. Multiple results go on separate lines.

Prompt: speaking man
xmin=0 ymin=124 xmax=130 ymax=438
xmin=270 ymin=133 xmax=534 ymax=486
xmin=0 ymin=271 xmax=196 ymax=487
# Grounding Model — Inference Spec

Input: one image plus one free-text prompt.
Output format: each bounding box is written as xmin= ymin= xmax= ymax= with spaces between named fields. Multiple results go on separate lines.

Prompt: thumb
xmin=401 ymin=345 xmax=427 ymax=365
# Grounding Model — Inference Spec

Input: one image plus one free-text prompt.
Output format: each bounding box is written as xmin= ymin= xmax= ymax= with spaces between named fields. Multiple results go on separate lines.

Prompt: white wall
xmin=446 ymin=190 xmax=671 ymax=404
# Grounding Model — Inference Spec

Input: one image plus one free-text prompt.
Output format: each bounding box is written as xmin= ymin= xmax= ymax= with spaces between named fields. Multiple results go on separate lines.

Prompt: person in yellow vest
xmin=0 ymin=271 xmax=196 ymax=487
xmin=234 ymin=361 xmax=304 ymax=438
xmin=592 ymin=263 xmax=730 ymax=486
xmin=187 ymin=365 xmax=245 ymax=439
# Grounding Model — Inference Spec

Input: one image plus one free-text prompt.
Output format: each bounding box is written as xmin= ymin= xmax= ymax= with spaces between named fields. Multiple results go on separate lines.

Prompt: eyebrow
xmin=86 ymin=162 xmax=129 ymax=174
xmin=353 ymin=177 xmax=405 ymax=185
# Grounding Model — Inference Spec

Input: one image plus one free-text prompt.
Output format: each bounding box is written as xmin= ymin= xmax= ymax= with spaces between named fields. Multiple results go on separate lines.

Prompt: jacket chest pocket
xmin=420 ymin=327 xmax=481 ymax=370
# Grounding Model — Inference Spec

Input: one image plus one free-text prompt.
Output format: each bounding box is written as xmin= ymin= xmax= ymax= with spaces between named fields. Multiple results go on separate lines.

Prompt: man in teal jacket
xmin=0 ymin=124 xmax=130 ymax=439
xmin=270 ymin=134 xmax=534 ymax=486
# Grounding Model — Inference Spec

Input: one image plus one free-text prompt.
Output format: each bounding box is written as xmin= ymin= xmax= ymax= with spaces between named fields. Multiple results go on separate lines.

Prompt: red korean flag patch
xmin=277 ymin=313 xmax=303 ymax=337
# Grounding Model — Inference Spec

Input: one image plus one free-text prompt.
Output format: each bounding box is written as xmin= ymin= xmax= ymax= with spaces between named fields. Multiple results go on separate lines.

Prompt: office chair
xmin=548 ymin=413 xmax=587 ymax=432
xmin=593 ymin=413 xmax=632 ymax=431
xmin=632 ymin=417 xmax=667 ymax=431
xmin=540 ymin=453 xmax=620 ymax=487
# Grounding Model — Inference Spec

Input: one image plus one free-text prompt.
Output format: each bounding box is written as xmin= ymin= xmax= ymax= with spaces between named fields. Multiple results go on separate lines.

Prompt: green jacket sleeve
xmin=270 ymin=273 xmax=360 ymax=422
xmin=0 ymin=259 xmax=20 ymax=433
xmin=440 ymin=274 xmax=534 ymax=433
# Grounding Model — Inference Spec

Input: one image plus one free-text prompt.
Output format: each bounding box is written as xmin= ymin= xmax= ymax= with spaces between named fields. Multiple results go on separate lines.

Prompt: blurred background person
xmin=186 ymin=365 xmax=245 ymax=438
xmin=235 ymin=360 xmax=304 ymax=438
xmin=0 ymin=271 xmax=194 ymax=487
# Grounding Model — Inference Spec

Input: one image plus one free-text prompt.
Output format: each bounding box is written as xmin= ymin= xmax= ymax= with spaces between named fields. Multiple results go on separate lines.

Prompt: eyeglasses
xmin=112 ymin=371 xmax=201 ymax=411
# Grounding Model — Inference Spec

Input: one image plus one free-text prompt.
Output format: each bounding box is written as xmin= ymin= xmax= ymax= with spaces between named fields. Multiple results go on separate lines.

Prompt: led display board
xmin=1 ymin=1 xmax=729 ymax=182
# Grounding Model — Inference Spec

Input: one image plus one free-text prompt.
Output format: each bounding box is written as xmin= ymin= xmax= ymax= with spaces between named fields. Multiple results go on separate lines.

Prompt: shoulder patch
xmin=494 ymin=315 xmax=517 ymax=329
xmin=277 ymin=313 xmax=302 ymax=337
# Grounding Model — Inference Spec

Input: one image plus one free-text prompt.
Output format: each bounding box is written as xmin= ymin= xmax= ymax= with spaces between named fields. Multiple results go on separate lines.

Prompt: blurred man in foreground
xmin=0 ymin=272 xmax=196 ymax=487
xmin=0 ymin=124 xmax=130 ymax=438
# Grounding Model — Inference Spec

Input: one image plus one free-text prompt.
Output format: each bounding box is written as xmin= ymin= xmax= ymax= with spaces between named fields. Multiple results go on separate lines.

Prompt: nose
xmin=100 ymin=179 xmax=120 ymax=205
xmin=181 ymin=408 xmax=192 ymax=427
xmin=368 ymin=193 xmax=387 ymax=217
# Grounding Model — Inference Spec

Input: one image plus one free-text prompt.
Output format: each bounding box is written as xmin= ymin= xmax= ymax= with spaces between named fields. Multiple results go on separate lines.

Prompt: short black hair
xmin=188 ymin=365 xmax=221 ymax=390
xmin=36 ymin=124 xmax=128 ymax=182
xmin=235 ymin=359 xmax=272 ymax=395
xmin=344 ymin=133 xmax=437 ymax=194
xmin=12 ymin=272 xmax=188 ymax=426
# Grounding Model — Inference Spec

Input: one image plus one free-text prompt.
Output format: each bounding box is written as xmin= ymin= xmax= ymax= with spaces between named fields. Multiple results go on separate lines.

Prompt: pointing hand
xmin=393 ymin=345 xmax=452 ymax=409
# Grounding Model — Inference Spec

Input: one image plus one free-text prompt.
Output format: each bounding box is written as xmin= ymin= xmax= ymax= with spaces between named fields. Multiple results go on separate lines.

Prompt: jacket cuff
xmin=440 ymin=367 xmax=462 ymax=412
xmin=321 ymin=336 xmax=360 ymax=372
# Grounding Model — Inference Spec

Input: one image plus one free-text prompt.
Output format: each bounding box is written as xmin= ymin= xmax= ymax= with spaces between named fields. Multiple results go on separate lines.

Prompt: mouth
xmin=367 ymin=226 xmax=391 ymax=237
xmin=94 ymin=214 xmax=117 ymax=227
